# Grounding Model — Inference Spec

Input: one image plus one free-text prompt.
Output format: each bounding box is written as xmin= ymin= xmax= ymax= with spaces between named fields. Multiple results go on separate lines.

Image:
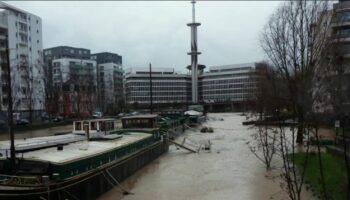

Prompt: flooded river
xmin=99 ymin=113 xmax=307 ymax=200
xmin=0 ymin=113 xmax=314 ymax=199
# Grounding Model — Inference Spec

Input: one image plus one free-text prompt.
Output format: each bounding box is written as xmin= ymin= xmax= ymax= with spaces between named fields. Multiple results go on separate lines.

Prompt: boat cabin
xmin=121 ymin=114 xmax=158 ymax=129
xmin=72 ymin=118 xmax=116 ymax=135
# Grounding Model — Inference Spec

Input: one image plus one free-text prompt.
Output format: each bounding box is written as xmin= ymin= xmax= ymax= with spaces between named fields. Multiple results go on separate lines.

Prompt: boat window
xmin=100 ymin=122 xmax=105 ymax=131
xmin=75 ymin=122 xmax=82 ymax=130
xmin=91 ymin=122 xmax=97 ymax=130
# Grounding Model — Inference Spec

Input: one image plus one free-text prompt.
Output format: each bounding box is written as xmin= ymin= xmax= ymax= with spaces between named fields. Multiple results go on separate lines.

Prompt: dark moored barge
xmin=0 ymin=117 xmax=168 ymax=200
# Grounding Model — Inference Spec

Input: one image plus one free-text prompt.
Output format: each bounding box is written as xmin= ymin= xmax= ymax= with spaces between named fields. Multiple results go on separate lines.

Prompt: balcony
xmin=18 ymin=41 xmax=28 ymax=46
xmin=332 ymin=11 xmax=350 ymax=25
xmin=18 ymin=29 xmax=28 ymax=35
xmin=333 ymin=30 xmax=350 ymax=42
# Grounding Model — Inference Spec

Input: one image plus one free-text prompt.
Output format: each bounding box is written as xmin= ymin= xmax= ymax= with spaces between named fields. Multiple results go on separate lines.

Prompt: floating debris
xmin=200 ymin=127 xmax=214 ymax=133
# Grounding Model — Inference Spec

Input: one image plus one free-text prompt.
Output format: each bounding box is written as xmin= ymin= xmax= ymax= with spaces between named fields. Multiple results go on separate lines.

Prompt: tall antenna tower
xmin=187 ymin=0 xmax=204 ymax=104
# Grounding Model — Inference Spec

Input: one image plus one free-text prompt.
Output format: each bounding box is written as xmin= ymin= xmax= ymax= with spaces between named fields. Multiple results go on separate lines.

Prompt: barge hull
xmin=0 ymin=140 xmax=168 ymax=200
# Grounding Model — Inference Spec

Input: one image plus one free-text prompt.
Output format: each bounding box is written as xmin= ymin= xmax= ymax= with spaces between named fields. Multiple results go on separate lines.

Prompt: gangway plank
xmin=167 ymin=139 xmax=197 ymax=153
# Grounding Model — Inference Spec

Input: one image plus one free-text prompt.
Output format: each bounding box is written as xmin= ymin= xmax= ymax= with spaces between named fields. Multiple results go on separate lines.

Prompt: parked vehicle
xmin=16 ymin=119 xmax=29 ymax=125
xmin=116 ymin=113 xmax=125 ymax=118
xmin=131 ymin=111 xmax=139 ymax=116
xmin=53 ymin=116 xmax=64 ymax=122
xmin=92 ymin=112 xmax=103 ymax=118
xmin=41 ymin=112 xmax=49 ymax=121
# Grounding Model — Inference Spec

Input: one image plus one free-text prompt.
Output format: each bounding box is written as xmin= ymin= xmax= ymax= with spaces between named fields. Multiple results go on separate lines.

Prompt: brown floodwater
xmin=99 ymin=113 xmax=314 ymax=200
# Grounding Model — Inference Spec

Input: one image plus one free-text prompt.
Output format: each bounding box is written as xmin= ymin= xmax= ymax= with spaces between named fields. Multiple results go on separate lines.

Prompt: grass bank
xmin=292 ymin=152 xmax=347 ymax=200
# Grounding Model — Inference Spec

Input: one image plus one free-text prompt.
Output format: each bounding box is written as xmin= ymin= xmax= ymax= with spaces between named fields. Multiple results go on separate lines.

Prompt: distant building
xmin=201 ymin=63 xmax=260 ymax=103
xmin=44 ymin=46 xmax=90 ymax=68
xmin=91 ymin=52 xmax=123 ymax=113
xmin=52 ymin=58 xmax=97 ymax=117
xmin=124 ymin=63 xmax=264 ymax=111
xmin=125 ymin=67 xmax=191 ymax=107
xmin=0 ymin=2 xmax=44 ymax=121
xmin=91 ymin=52 xmax=122 ymax=65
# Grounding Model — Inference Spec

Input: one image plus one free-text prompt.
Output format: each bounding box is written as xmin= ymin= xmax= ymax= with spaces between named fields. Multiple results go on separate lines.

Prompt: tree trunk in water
xmin=296 ymin=114 xmax=304 ymax=144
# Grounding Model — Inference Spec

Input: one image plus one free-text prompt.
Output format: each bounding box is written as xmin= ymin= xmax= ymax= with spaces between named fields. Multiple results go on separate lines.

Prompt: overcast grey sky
xmin=6 ymin=1 xmax=281 ymax=72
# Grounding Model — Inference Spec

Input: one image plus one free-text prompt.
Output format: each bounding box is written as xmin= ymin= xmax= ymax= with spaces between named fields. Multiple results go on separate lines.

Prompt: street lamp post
xmin=5 ymin=34 xmax=15 ymax=172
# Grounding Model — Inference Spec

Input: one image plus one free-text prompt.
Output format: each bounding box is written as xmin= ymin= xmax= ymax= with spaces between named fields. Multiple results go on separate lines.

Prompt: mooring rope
xmin=104 ymin=169 xmax=134 ymax=195
xmin=63 ymin=189 xmax=80 ymax=200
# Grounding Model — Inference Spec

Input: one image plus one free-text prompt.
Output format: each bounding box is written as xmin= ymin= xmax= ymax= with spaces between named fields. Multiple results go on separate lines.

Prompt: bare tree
xmin=260 ymin=0 xmax=332 ymax=144
xmin=259 ymin=1 xmax=333 ymax=199
xmin=248 ymin=125 xmax=278 ymax=170
xmin=21 ymin=54 xmax=44 ymax=123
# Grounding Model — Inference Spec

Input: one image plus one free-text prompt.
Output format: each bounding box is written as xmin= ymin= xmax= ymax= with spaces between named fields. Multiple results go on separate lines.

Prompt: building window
xmin=36 ymin=19 xmax=39 ymax=24
xmin=36 ymin=30 xmax=39 ymax=34
xmin=70 ymin=49 xmax=74 ymax=53
xmin=37 ymin=40 xmax=39 ymax=43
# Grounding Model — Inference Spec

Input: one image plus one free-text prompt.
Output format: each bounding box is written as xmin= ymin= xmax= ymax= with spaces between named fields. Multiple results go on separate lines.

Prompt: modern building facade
xmin=201 ymin=63 xmax=260 ymax=103
xmin=312 ymin=0 xmax=350 ymax=114
xmin=125 ymin=63 xmax=263 ymax=110
xmin=91 ymin=52 xmax=122 ymax=65
xmin=125 ymin=67 xmax=191 ymax=106
xmin=43 ymin=46 xmax=92 ymax=116
xmin=91 ymin=52 xmax=123 ymax=113
xmin=44 ymin=46 xmax=90 ymax=68
xmin=51 ymin=58 xmax=97 ymax=117
xmin=0 ymin=2 xmax=44 ymax=120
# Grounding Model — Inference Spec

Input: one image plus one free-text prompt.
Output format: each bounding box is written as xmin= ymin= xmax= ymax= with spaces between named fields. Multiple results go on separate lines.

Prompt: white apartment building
xmin=125 ymin=67 xmax=190 ymax=105
xmin=0 ymin=2 xmax=44 ymax=119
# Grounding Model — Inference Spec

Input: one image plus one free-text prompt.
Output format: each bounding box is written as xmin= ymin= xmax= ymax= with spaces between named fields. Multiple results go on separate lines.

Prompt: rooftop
xmin=121 ymin=114 xmax=158 ymax=119
xmin=0 ymin=132 xmax=151 ymax=164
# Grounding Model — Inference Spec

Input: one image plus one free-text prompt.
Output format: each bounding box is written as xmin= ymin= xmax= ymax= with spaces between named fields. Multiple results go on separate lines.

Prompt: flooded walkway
xmin=99 ymin=113 xmax=289 ymax=200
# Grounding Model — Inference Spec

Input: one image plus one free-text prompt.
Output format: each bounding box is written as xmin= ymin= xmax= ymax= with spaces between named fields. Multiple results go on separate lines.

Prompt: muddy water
xmin=99 ymin=113 xmax=311 ymax=200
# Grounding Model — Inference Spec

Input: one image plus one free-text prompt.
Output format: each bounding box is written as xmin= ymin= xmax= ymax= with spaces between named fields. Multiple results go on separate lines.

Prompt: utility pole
xmin=5 ymin=34 xmax=15 ymax=171
xmin=149 ymin=63 xmax=153 ymax=114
